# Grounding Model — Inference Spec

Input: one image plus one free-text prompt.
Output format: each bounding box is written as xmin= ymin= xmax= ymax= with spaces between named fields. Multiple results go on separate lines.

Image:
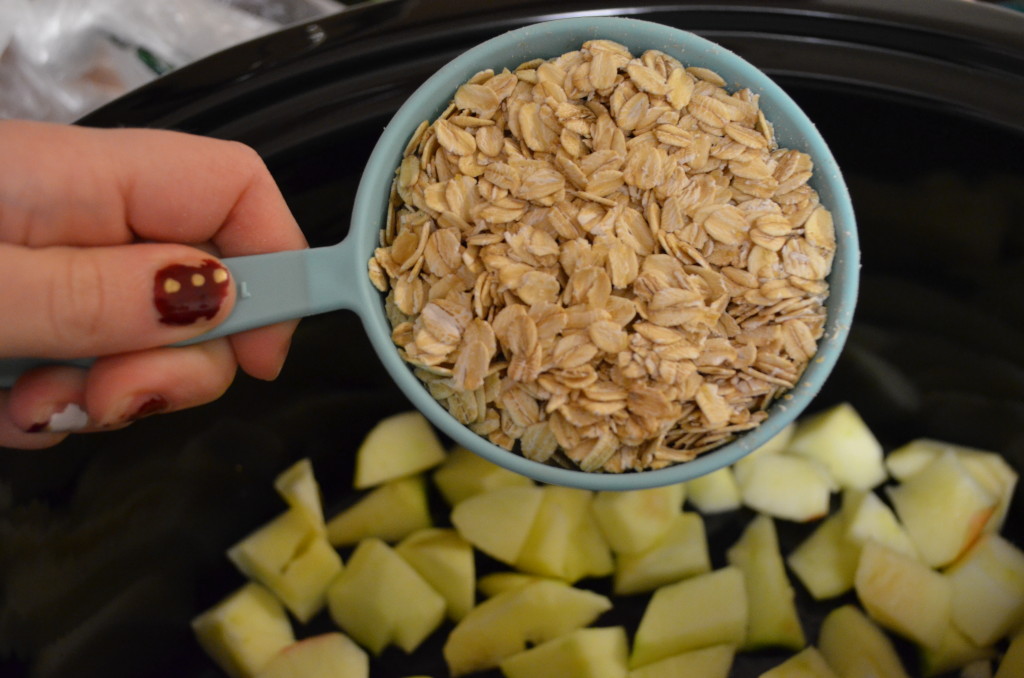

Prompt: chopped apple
xmin=627 ymin=643 xmax=734 ymax=678
xmin=613 ymin=512 xmax=711 ymax=596
xmin=733 ymin=421 xmax=796 ymax=481
xmin=192 ymin=582 xmax=295 ymax=678
xmin=995 ymin=631 xmax=1024 ymax=678
xmin=395 ymin=528 xmax=475 ymax=621
xmin=786 ymin=402 xmax=887 ymax=490
xmin=842 ymin=490 xmax=919 ymax=560
xmin=818 ymin=605 xmax=910 ymax=678
xmin=726 ymin=514 xmax=805 ymax=650
xmin=946 ymin=533 xmax=1024 ymax=647
xmin=786 ymin=512 xmax=859 ymax=599
xmin=919 ymin=623 xmax=995 ymax=678
xmin=325 ymin=538 xmax=445 ymax=655
xmin=227 ymin=508 xmax=343 ymax=623
xmin=274 ymin=458 xmax=326 ymax=533
xmin=353 ymin=411 xmax=446 ymax=489
xmin=887 ymin=439 xmax=1017 ymax=533
xmin=758 ymin=646 xmax=839 ymax=678
xmin=255 ymin=632 xmax=368 ymax=678
xmin=630 ymin=566 xmax=747 ymax=669
xmin=515 ymin=486 xmax=613 ymax=582
xmin=450 ymin=485 xmax=544 ymax=566
xmin=736 ymin=452 xmax=832 ymax=522
xmin=591 ymin=484 xmax=685 ymax=554
xmin=685 ymin=467 xmax=741 ymax=514
xmin=326 ymin=475 xmax=431 ymax=547
xmin=854 ymin=541 xmax=951 ymax=649
xmin=443 ymin=579 xmax=612 ymax=676
xmin=887 ymin=450 xmax=997 ymax=568
xmin=432 ymin=445 xmax=534 ymax=505
xmin=499 ymin=626 xmax=629 ymax=678
xmin=477 ymin=571 xmax=554 ymax=598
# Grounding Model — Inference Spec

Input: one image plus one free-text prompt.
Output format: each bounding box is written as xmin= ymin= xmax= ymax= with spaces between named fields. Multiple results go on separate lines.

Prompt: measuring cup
xmin=0 ymin=17 xmax=859 ymax=490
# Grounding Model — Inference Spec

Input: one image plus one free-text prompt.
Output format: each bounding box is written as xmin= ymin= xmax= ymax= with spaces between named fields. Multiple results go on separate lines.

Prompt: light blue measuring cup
xmin=0 ymin=17 xmax=859 ymax=490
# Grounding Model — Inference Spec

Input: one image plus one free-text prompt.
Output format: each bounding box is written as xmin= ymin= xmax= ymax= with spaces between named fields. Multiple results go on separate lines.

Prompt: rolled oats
xmin=371 ymin=40 xmax=836 ymax=473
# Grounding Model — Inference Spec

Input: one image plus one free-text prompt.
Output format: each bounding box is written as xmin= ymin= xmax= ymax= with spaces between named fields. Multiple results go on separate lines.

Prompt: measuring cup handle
xmin=0 ymin=245 xmax=355 ymax=388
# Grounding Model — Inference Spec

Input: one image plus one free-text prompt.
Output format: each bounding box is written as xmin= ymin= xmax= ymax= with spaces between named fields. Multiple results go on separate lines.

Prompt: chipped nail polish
xmin=27 ymin=403 xmax=90 ymax=433
xmin=154 ymin=259 xmax=230 ymax=326
xmin=126 ymin=395 xmax=169 ymax=422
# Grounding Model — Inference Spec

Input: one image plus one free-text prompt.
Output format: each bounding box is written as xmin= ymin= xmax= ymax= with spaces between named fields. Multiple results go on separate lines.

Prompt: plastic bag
xmin=0 ymin=0 xmax=342 ymax=123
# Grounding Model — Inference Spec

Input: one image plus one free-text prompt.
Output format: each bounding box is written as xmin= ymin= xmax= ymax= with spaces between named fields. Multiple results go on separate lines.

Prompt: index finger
xmin=0 ymin=120 xmax=308 ymax=256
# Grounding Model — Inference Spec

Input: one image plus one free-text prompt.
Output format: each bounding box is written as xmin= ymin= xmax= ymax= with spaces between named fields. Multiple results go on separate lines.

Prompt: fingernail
xmin=27 ymin=403 xmax=90 ymax=433
xmin=125 ymin=395 xmax=169 ymax=422
xmin=154 ymin=259 xmax=230 ymax=326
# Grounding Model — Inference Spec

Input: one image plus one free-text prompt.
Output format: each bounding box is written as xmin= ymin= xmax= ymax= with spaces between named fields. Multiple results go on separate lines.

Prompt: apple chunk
xmin=326 ymin=538 xmax=445 ymax=655
xmin=395 ymin=528 xmax=475 ymax=621
xmin=432 ymin=445 xmax=533 ymax=506
xmin=353 ymin=411 xmax=446 ymax=489
xmin=786 ymin=402 xmax=887 ymax=490
xmin=613 ymin=512 xmax=710 ymax=596
xmin=516 ymin=486 xmax=613 ymax=582
xmin=450 ymin=485 xmax=544 ymax=566
xmin=737 ymin=452 xmax=832 ymax=522
xmin=227 ymin=508 xmax=343 ymax=623
xmin=499 ymin=626 xmax=629 ymax=678
xmin=274 ymin=458 xmax=326 ymax=533
xmin=685 ymin=467 xmax=741 ymax=514
xmin=786 ymin=512 xmax=859 ymax=600
xmin=591 ymin=484 xmax=685 ymax=554
xmin=887 ymin=439 xmax=1018 ymax=534
xmin=442 ymin=579 xmax=612 ymax=676
xmin=758 ymin=646 xmax=839 ymax=678
xmin=255 ymin=632 xmax=368 ymax=678
xmin=326 ymin=475 xmax=432 ymax=547
xmin=192 ymin=582 xmax=295 ymax=678
xmin=842 ymin=490 xmax=919 ymax=560
xmin=887 ymin=450 xmax=997 ymax=568
xmin=946 ymin=533 xmax=1024 ymax=647
xmin=818 ymin=605 xmax=910 ymax=678
xmin=854 ymin=541 xmax=951 ymax=649
xmin=630 ymin=567 xmax=747 ymax=669
xmin=726 ymin=514 xmax=805 ymax=650
xmin=626 ymin=644 xmax=734 ymax=678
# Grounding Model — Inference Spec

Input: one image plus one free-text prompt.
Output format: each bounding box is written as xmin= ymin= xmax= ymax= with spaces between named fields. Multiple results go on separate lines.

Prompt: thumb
xmin=0 ymin=242 xmax=236 ymax=359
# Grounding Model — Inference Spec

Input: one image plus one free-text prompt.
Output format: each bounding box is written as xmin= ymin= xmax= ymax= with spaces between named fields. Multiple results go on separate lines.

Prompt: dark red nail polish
xmin=154 ymin=259 xmax=230 ymax=326
xmin=26 ymin=422 xmax=47 ymax=433
xmin=127 ymin=396 xmax=169 ymax=421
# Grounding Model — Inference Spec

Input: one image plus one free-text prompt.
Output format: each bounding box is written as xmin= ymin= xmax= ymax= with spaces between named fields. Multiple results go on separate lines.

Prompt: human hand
xmin=0 ymin=120 xmax=308 ymax=449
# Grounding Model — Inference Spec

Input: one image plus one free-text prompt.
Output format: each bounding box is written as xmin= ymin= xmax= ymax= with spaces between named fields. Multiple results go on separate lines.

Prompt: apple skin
xmin=191 ymin=582 xmax=295 ymax=678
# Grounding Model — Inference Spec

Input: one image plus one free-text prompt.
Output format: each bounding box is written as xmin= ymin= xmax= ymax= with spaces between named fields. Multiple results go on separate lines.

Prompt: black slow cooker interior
xmin=2 ymin=1 xmax=1023 ymax=676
